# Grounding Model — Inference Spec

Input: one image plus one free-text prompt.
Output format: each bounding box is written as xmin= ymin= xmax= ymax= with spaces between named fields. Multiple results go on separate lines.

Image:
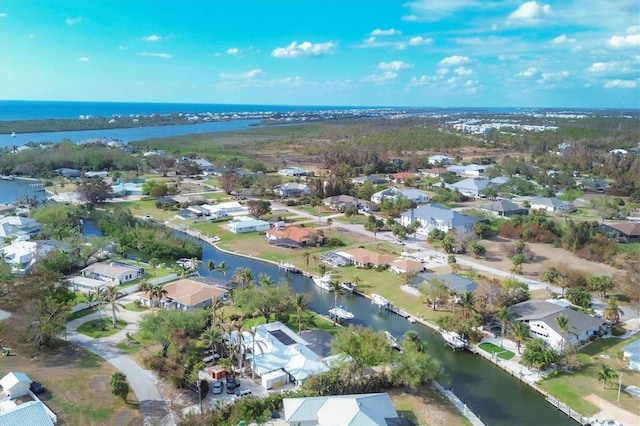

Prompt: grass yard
xmin=77 ymin=319 xmax=127 ymax=338
xmin=0 ymin=344 xmax=140 ymax=425
xmin=478 ymin=342 xmax=515 ymax=360
xmin=389 ymin=386 xmax=470 ymax=426
xmin=538 ymin=336 xmax=640 ymax=416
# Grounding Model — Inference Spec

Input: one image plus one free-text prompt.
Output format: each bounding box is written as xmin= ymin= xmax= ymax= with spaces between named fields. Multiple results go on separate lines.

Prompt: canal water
xmin=82 ymin=222 xmax=571 ymax=425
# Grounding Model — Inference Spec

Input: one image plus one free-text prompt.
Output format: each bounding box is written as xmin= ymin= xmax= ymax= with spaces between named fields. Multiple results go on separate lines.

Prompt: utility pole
xmin=617 ymin=372 xmax=622 ymax=402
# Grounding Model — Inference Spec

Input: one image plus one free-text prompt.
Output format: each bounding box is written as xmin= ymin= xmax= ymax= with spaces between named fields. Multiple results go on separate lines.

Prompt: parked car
xmin=235 ymin=389 xmax=252 ymax=398
xmin=226 ymin=376 xmax=240 ymax=393
xmin=212 ymin=380 xmax=223 ymax=394
xmin=30 ymin=381 xmax=45 ymax=395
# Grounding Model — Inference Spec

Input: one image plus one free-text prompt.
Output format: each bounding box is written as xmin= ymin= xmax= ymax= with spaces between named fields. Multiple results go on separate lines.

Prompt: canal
xmin=83 ymin=221 xmax=572 ymax=426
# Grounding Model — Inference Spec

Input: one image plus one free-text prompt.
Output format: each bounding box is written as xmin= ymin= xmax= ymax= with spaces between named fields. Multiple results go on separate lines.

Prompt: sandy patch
xmin=584 ymin=394 xmax=640 ymax=426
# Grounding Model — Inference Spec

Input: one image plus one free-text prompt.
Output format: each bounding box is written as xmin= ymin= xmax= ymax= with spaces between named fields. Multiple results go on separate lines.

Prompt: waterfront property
xmin=80 ymin=261 xmax=144 ymax=285
xmin=226 ymin=216 xmax=271 ymax=234
xmin=0 ymin=216 xmax=41 ymax=239
xmin=338 ymin=248 xmax=395 ymax=269
xmin=265 ymin=225 xmax=321 ymax=248
xmin=0 ymin=239 xmax=64 ymax=275
xmin=510 ymin=300 xmax=605 ymax=351
xmin=622 ymin=339 xmax=640 ymax=371
xmin=283 ymin=392 xmax=407 ymax=426
xmin=139 ymin=278 xmax=227 ymax=310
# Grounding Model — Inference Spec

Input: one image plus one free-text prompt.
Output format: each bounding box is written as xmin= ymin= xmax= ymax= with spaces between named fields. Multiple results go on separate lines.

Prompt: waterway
xmin=0 ymin=178 xmax=50 ymax=206
xmin=0 ymin=119 xmax=262 ymax=149
xmin=80 ymin=221 xmax=572 ymax=426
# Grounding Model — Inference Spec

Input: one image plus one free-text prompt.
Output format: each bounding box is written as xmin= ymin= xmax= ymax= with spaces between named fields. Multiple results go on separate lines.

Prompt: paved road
xmin=65 ymin=296 xmax=169 ymax=424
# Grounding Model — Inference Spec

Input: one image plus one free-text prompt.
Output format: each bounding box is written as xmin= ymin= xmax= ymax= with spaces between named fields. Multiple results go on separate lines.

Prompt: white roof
xmin=284 ymin=393 xmax=399 ymax=425
xmin=0 ymin=371 xmax=31 ymax=391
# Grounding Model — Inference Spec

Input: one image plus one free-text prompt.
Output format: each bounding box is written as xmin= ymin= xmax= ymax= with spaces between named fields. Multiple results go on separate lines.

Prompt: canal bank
xmin=157 ymin=222 xmax=573 ymax=426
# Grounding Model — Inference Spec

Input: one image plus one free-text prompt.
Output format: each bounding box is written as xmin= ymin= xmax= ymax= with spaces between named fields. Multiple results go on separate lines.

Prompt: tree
xmin=216 ymin=261 xmax=229 ymax=278
xmin=150 ymin=284 xmax=168 ymax=308
xmin=472 ymin=222 xmax=492 ymax=239
xmin=331 ymin=325 xmax=392 ymax=371
xmin=469 ymin=241 xmax=486 ymax=258
xmin=521 ymin=338 xmax=559 ymax=373
xmin=344 ymin=206 xmax=357 ymax=223
xmin=588 ymin=275 xmax=615 ymax=298
xmin=456 ymin=291 xmax=477 ymax=320
xmin=294 ymin=293 xmax=311 ymax=332
xmin=328 ymin=280 xmax=345 ymax=325
xmin=207 ymin=259 xmax=217 ymax=277
xmin=496 ymin=306 xmax=511 ymax=347
xmin=247 ymin=200 xmax=271 ymax=219
xmin=566 ymin=288 xmax=592 ymax=309
xmin=232 ymin=267 xmax=253 ymax=288
xmin=597 ymin=364 xmax=618 ymax=389
xmin=392 ymin=338 xmax=443 ymax=390
xmin=364 ymin=216 xmax=384 ymax=240
xmin=555 ymin=314 xmax=570 ymax=353
xmin=91 ymin=286 xmax=105 ymax=322
xmin=110 ymin=372 xmax=130 ymax=403
xmin=220 ymin=170 xmax=240 ymax=194
xmin=511 ymin=254 xmax=526 ymax=274
xmin=151 ymin=156 xmax=175 ymax=177
xmin=420 ymin=278 xmax=449 ymax=311
xmin=77 ymin=178 xmax=112 ymax=204
xmin=602 ymin=296 xmax=623 ymax=326
xmin=104 ymin=284 xmax=124 ymax=328
xmin=233 ymin=282 xmax=293 ymax=323
xmin=510 ymin=321 xmax=530 ymax=354
xmin=200 ymin=325 xmax=223 ymax=356
xmin=148 ymin=258 xmax=159 ymax=276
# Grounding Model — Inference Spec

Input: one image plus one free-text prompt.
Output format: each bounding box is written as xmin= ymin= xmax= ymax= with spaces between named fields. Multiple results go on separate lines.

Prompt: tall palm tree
xmin=294 ymin=293 xmax=310 ymax=332
xmin=603 ymin=296 xmax=624 ymax=326
xmin=206 ymin=259 xmax=216 ymax=277
xmin=257 ymin=273 xmax=275 ymax=287
xmin=216 ymin=261 xmax=229 ymax=278
xmin=496 ymin=306 xmax=511 ymax=347
xmin=138 ymin=280 xmax=152 ymax=304
xmin=302 ymin=251 xmax=311 ymax=270
xmin=328 ymin=280 xmax=344 ymax=325
xmin=511 ymin=321 xmax=530 ymax=354
xmin=232 ymin=267 xmax=253 ymax=288
xmin=148 ymin=258 xmax=159 ymax=276
xmin=150 ymin=284 xmax=168 ymax=308
xmin=555 ymin=314 xmax=570 ymax=353
xmin=200 ymin=325 xmax=222 ymax=355
xmin=456 ymin=291 xmax=476 ymax=320
xmin=597 ymin=364 xmax=618 ymax=389
xmin=91 ymin=287 xmax=105 ymax=322
xmin=104 ymin=284 xmax=124 ymax=328
xmin=246 ymin=326 xmax=268 ymax=379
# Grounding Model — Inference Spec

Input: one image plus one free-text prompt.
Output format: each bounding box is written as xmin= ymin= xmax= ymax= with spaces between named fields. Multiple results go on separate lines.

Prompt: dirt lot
xmin=0 ymin=343 xmax=141 ymax=426
xmin=388 ymin=386 xmax=468 ymax=426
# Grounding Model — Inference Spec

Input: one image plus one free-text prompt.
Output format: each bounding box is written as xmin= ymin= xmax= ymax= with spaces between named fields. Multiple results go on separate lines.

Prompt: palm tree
xmin=138 ymin=280 xmax=152 ymax=304
xmin=511 ymin=321 xmax=530 ymax=354
xmin=555 ymin=314 xmax=570 ymax=353
xmin=328 ymin=280 xmax=344 ymax=325
xmin=246 ymin=326 xmax=268 ymax=379
xmin=216 ymin=261 xmax=229 ymax=278
xmin=200 ymin=325 xmax=222 ymax=355
xmin=456 ymin=291 xmax=476 ymax=320
xmin=294 ymin=293 xmax=310 ymax=332
xmin=352 ymin=275 xmax=362 ymax=289
xmin=207 ymin=259 xmax=216 ymax=276
xmin=232 ymin=267 xmax=253 ymax=288
xmin=496 ymin=306 xmax=511 ymax=347
xmin=148 ymin=258 xmax=159 ymax=276
xmin=597 ymin=364 xmax=618 ymax=389
xmin=302 ymin=251 xmax=311 ymax=270
xmin=104 ymin=284 xmax=124 ymax=328
xmin=603 ymin=296 xmax=624 ymax=326
xmin=257 ymin=273 xmax=275 ymax=287
xmin=326 ymin=218 xmax=333 ymax=228
xmin=150 ymin=284 xmax=168 ymax=308
xmin=311 ymin=254 xmax=319 ymax=271
xmin=91 ymin=287 xmax=105 ymax=322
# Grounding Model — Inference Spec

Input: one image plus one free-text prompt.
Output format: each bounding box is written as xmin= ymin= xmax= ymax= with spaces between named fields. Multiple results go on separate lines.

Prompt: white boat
xmin=441 ymin=330 xmax=467 ymax=349
xmin=371 ymin=293 xmax=390 ymax=307
xmin=11 ymin=132 xmax=16 ymax=137
xmin=312 ymin=273 xmax=334 ymax=291
xmin=329 ymin=305 xmax=354 ymax=321
xmin=279 ymin=262 xmax=300 ymax=273
xmin=384 ymin=331 xmax=400 ymax=350
xmin=340 ymin=281 xmax=357 ymax=292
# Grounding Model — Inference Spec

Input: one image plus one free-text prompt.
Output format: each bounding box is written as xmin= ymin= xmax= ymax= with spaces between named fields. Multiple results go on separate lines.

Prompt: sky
xmin=0 ymin=0 xmax=639 ymax=108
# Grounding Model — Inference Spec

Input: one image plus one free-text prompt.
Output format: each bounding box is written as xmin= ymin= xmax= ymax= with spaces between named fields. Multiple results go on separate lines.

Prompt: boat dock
xmin=278 ymin=262 xmax=301 ymax=273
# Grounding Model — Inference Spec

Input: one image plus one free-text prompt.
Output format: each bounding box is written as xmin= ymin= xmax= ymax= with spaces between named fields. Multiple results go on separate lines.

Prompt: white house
xmin=445 ymin=178 xmax=492 ymax=198
xmin=278 ymin=167 xmax=311 ymax=177
xmin=447 ymin=164 xmax=488 ymax=177
xmin=0 ymin=240 xmax=60 ymax=275
xmin=0 ymin=216 xmax=41 ymax=239
xmin=0 ymin=372 xmax=32 ymax=399
xmin=510 ymin=300 xmax=605 ymax=351
xmin=622 ymin=340 xmax=640 ymax=371
xmin=275 ymin=182 xmax=311 ymax=198
xmin=111 ymin=182 xmax=143 ymax=196
xmin=400 ymin=203 xmax=483 ymax=234
xmin=80 ymin=261 xmax=144 ymax=285
xmin=200 ymin=204 xmax=228 ymax=219
xmin=371 ymin=187 xmax=429 ymax=204
xmin=530 ymin=197 xmax=574 ymax=213
xmin=227 ymin=216 xmax=271 ymax=234
xmin=209 ymin=201 xmax=245 ymax=215
xmin=428 ymin=155 xmax=453 ymax=165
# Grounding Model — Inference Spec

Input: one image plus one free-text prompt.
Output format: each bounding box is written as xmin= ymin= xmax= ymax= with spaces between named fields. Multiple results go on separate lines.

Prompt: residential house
xmin=428 ymin=155 xmax=453 ymax=165
xmin=274 ymin=182 xmax=311 ymax=198
xmin=208 ymin=201 xmax=245 ymax=215
xmin=55 ymin=168 xmax=82 ymax=179
xmin=339 ymin=248 xmax=395 ymax=268
xmin=478 ymin=199 xmax=529 ymax=217
xmin=423 ymin=272 xmax=478 ymax=294
xmin=445 ymin=178 xmax=492 ymax=198
xmin=80 ymin=261 xmax=144 ymax=285
xmin=391 ymin=172 xmax=420 ymax=184
xmin=199 ymin=205 xmax=228 ymax=219
xmin=227 ymin=216 xmax=271 ymax=234
xmin=265 ymin=226 xmax=321 ymax=248
xmin=0 ymin=240 xmax=63 ymax=275
xmin=530 ymin=197 xmax=574 ymax=213
xmin=140 ymin=279 xmax=226 ymax=310
xmin=420 ymin=167 xmax=450 ymax=178
xmin=371 ymin=187 xmax=430 ymax=205
xmin=600 ymin=221 xmax=640 ymax=243
xmin=190 ymin=158 xmax=215 ymax=174
xmin=510 ymin=300 xmax=605 ymax=351
xmin=111 ymin=182 xmax=143 ymax=196
xmin=234 ymin=321 xmax=332 ymax=389
xmin=0 ymin=216 xmax=41 ymax=239
xmin=622 ymin=339 xmax=640 ymax=371
xmin=283 ymin=393 xmax=411 ymax=426
xmin=351 ymin=175 xmax=389 ymax=186
xmin=186 ymin=206 xmax=210 ymax=217
xmin=322 ymin=195 xmax=372 ymax=212
xmin=399 ymin=203 xmax=483 ymax=234
xmin=578 ymin=178 xmax=611 ymax=192
xmin=0 ymin=372 xmax=32 ymax=399
xmin=390 ymin=258 xmax=425 ymax=274
xmin=84 ymin=171 xmax=109 ymax=178
xmin=489 ymin=176 xmax=510 ymax=186
xmin=0 ymin=400 xmax=55 ymax=426
xmin=278 ymin=167 xmax=311 ymax=177
xmin=447 ymin=164 xmax=488 ymax=178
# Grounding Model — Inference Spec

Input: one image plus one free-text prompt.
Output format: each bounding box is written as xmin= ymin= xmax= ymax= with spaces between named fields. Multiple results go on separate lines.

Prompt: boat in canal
xmin=278 ymin=262 xmax=300 ymax=273
xmin=371 ymin=293 xmax=390 ymax=307
xmin=329 ymin=305 xmax=355 ymax=321
xmin=441 ymin=330 xmax=467 ymax=350
xmin=312 ymin=272 xmax=334 ymax=291
xmin=384 ymin=331 xmax=400 ymax=350
xmin=339 ymin=281 xmax=357 ymax=293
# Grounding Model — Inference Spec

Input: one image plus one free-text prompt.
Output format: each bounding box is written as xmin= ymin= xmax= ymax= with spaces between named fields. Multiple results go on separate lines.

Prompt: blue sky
xmin=1 ymin=0 xmax=638 ymax=108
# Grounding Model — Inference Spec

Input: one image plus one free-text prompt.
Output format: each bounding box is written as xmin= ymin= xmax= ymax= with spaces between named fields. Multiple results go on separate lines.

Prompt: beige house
xmin=340 ymin=248 xmax=395 ymax=268
xmin=140 ymin=278 xmax=226 ymax=310
xmin=81 ymin=261 xmax=144 ymax=285
xmin=389 ymin=258 xmax=425 ymax=274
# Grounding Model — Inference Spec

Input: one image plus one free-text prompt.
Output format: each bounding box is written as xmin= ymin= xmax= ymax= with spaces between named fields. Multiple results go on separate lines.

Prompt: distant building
xmin=351 ymin=175 xmax=389 ymax=185
xmin=445 ymin=178 xmax=492 ymax=198
xmin=227 ymin=216 xmax=271 ymax=234
xmin=265 ymin=226 xmax=321 ymax=248
xmin=423 ymin=272 xmax=478 ymax=294
xmin=278 ymin=167 xmax=311 ymax=177
xmin=447 ymin=164 xmax=488 ymax=178
xmin=139 ymin=278 xmax=227 ymax=310
xmin=478 ymin=199 xmax=529 ymax=217
xmin=529 ymin=197 xmax=574 ymax=213
xmin=600 ymin=221 xmax=640 ymax=243
xmin=81 ymin=261 xmax=144 ymax=285
xmin=0 ymin=216 xmax=41 ymax=239
xmin=322 ymin=195 xmax=372 ymax=212
xmin=371 ymin=187 xmax=429 ymax=204
xmin=274 ymin=182 xmax=311 ymax=198
xmin=399 ymin=203 xmax=483 ymax=234
xmin=428 ymin=155 xmax=453 ymax=165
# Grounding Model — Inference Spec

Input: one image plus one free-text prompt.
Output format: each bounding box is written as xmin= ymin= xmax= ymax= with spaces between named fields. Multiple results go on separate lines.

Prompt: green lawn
xmin=478 ymin=342 xmax=515 ymax=360
xmin=124 ymin=301 xmax=147 ymax=312
xmin=77 ymin=319 xmax=127 ymax=338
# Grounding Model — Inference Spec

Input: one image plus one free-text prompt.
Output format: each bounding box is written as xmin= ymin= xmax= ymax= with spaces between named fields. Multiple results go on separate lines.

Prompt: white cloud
xmin=271 ymin=41 xmax=336 ymax=58
xmin=438 ymin=55 xmax=471 ymax=67
xmin=220 ymin=69 xmax=264 ymax=80
xmin=537 ymin=70 xmax=570 ymax=83
xmin=551 ymin=34 xmax=575 ymax=45
xmin=508 ymin=1 xmax=552 ymax=25
xmin=0 ymin=13 xmax=7 ymax=18
xmin=627 ymin=25 xmax=640 ymax=35
xmin=437 ymin=68 xmax=449 ymax=75
xmin=378 ymin=61 xmax=412 ymax=71
xmin=65 ymin=17 xmax=83 ymax=26
xmin=454 ymin=66 xmax=473 ymax=76
xmin=361 ymin=71 xmax=398 ymax=83
xmin=604 ymin=79 xmax=637 ymax=89
xmin=408 ymin=36 xmax=433 ymax=46
xmin=587 ymin=61 xmax=618 ymax=74
xmin=607 ymin=33 xmax=640 ymax=49
xmin=77 ymin=57 xmax=89 ymax=62
xmin=403 ymin=0 xmax=478 ymax=22
xmin=142 ymin=35 xmax=162 ymax=42
xmin=371 ymin=28 xmax=401 ymax=36
xmin=140 ymin=52 xmax=172 ymax=59
xmin=516 ymin=67 xmax=539 ymax=77
xmin=226 ymin=48 xmax=240 ymax=55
